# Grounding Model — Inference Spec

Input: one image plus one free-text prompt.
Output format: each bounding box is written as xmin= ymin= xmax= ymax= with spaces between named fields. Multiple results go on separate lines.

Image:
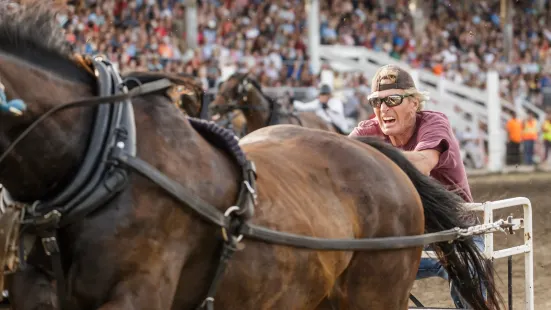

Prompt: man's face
xmin=319 ymin=94 xmax=330 ymax=103
xmin=371 ymin=89 xmax=418 ymax=136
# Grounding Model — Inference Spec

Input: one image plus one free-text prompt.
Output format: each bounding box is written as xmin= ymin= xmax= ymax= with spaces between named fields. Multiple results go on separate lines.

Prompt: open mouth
xmin=382 ymin=116 xmax=396 ymax=125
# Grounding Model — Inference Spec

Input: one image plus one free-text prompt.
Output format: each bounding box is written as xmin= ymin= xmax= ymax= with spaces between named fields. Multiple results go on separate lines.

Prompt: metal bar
xmin=523 ymin=202 xmax=534 ymax=310
xmin=418 ymin=198 xmax=534 ymax=310
xmin=508 ymin=255 xmax=513 ymax=310
xmin=492 ymin=245 xmax=531 ymax=259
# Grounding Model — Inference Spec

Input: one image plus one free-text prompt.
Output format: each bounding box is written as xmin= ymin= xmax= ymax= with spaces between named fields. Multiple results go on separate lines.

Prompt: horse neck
xmin=241 ymin=87 xmax=272 ymax=132
xmin=0 ymin=56 xmax=95 ymax=202
xmin=131 ymin=97 xmax=240 ymax=212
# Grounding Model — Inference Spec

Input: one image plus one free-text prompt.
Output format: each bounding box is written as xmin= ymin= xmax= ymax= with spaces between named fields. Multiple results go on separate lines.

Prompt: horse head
xmin=210 ymin=72 xmax=277 ymax=133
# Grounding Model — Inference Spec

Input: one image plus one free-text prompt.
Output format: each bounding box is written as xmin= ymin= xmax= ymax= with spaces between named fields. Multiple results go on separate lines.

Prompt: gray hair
xmin=404 ymin=87 xmax=430 ymax=112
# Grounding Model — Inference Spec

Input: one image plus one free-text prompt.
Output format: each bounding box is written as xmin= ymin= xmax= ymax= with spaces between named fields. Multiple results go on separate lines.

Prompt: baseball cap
xmin=319 ymin=84 xmax=332 ymax=95
xmin=371 ymin=64 xmax=417 ymax=92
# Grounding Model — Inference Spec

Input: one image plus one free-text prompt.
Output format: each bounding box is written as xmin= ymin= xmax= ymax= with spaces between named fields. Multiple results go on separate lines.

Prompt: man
xmin=522 ymin=112 xmax=538 ymax=165
xmin=459 ymin=126 xmax=484 ymax=169
xmin=542 ymin=111 xmax=551 ymax=165
xmin=348 ymin=64 xmax=481 ymax=308
xmin=505 ymin=111 xmax=522 ymax=166
xmin=293 ymin=84 xmax=350 ymax=134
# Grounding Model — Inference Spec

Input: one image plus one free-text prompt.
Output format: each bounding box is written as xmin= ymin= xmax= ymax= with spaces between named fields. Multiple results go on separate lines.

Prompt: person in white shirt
xmin=293 ymin=84 xmax=349 ymax=133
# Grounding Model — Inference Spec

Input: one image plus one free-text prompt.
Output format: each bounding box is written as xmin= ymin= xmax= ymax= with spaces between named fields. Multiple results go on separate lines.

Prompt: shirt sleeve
xmin=413 ymin=114 xmax=457 ymax=170
xmin=293 ymin=99 xmax=320 ymax=111
xmin=328 ymin=98 xmax=344 ymax=115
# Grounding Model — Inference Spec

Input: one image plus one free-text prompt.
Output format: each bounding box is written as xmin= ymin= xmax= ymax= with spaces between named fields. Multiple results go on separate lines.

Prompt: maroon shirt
xmin=349 ymin=111 xmax=473 ymax=203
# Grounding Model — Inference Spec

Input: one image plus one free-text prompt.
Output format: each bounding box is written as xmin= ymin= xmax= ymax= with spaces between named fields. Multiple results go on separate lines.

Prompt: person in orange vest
xmin=522 ymin=112 xmax=539 ymax=165
xmin=506 ymin=111 xmax=522 ymax=165
xmin=542 ymin=111 xmax=551 ymax=165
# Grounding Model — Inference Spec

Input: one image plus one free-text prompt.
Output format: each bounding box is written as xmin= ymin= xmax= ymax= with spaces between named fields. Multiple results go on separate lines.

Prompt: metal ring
xmin=221 ymin=206 xmax=244 ymax=243
xmin=221 ymin=227 xmax=229 ymax=242
xmin=220 ymin=227 xmax=244 ymax=244
xmin=233 ymin=234 xmax=244 ymax=243
xmin=224 ymin=206 xmax=240 ymax=217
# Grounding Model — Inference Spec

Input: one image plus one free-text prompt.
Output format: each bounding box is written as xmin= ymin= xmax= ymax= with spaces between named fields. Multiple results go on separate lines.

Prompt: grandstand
xmin=0 ymin=1 xmax=548 ymax=309
xmin=61 ymin=0 xmax=551 ymax=170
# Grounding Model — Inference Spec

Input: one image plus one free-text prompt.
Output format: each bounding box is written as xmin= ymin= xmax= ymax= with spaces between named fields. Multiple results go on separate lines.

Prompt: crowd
xmin=57 ymin=0 xmax=551 ymax=109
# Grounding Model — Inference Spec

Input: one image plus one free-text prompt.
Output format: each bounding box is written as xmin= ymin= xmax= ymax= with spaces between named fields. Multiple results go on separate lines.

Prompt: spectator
xmin=506 ymin=111 xmax=523 ymax=166
xmin=522 ymin=112 xmax=539 ymax=165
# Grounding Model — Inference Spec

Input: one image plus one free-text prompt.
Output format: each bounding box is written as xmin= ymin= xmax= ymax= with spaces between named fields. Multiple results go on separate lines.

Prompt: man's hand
xmin=402 ymin=150 xmax=441 ymax=176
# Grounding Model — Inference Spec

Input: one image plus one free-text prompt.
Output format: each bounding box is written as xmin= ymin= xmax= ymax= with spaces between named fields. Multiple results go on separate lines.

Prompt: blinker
xmin=0 ymin=82 xmax=26 ymax=116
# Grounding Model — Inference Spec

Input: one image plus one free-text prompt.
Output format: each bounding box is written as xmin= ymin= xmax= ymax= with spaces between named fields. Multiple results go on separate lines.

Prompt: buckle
xmin=41 ymin=236 xmax=59 ymax=256
xmin=243 ymin=181 xmax=257 ymax=206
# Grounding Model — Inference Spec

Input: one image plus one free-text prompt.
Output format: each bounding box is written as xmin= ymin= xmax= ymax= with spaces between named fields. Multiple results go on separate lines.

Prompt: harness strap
xmin=0 ymin=78 xmax=172 ymax=166
xmin=111 ymin=148 xmax=471 ymax=251
xmin=197 ymin=238 xmax=240 ymax=310
xmin=41 ymin=230 xmax=70 ymax=310
xmin=239 ymin=222 xmax=463 ymax=251
xmin=111 ymin=147 xmax=229 ymax=228
xmin=409 ymin=294 xmax=424 ymax=307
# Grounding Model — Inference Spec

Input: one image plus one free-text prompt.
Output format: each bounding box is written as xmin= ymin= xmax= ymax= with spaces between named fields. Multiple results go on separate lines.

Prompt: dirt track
xmin=410 ymin=172 xmax=551 ymax=309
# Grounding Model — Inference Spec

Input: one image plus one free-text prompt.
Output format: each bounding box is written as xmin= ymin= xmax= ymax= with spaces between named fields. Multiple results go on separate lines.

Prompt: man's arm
xmin=293 ymin=99 xmax=320 ymax=111
xmin=402 ymin=149 xmax=441 ymax=176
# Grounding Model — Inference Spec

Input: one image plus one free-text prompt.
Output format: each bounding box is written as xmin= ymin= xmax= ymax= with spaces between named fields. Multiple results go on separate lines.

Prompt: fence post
xmin=306 ymin=0 xmax=321 ymax=75
xmin=487 ymin=70 xmax=504 ymax=172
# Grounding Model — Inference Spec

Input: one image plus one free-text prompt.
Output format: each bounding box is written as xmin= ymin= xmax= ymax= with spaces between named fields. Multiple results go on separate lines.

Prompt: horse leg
xmin=338 ymin=249 xmax=422 ymax=310
xmin=7 ymin=266 xmax=57 ymax=310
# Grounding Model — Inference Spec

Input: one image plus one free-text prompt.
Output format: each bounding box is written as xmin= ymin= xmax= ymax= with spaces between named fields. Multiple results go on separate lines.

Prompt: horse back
xmin=239 ymin=125 xmax=424 ymax=238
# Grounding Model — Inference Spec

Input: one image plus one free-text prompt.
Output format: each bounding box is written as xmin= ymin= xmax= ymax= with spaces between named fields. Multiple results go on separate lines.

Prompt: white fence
xmin=319 ymin=45 xmax=546 ymax=129
xmin=317 ymin=45 xmax=547 ymax=171
xmin=318 ymin=44 xmax=546 ymax=122
xmin=412 ymin=197 xmax=534 ymax=310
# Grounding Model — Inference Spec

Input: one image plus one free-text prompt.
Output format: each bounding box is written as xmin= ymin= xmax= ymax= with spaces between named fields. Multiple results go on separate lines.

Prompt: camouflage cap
xmin=371 ymin=64 xmax=417 ymax=92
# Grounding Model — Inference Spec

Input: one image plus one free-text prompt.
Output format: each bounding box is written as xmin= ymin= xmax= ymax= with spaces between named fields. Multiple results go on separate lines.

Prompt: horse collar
xmin=0 ymin=57 xmax=137 ymax=309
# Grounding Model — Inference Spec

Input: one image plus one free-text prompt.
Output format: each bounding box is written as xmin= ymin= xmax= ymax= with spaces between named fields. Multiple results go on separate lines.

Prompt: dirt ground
xmin=410 ymin=172 xmax=551 ymax=309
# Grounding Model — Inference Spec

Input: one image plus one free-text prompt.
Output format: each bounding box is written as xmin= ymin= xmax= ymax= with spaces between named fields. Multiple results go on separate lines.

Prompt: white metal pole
xmin=306 ymin=0 xmax=321 ymax=75
xmin=487 ymin=70 xmax=504 ymax=172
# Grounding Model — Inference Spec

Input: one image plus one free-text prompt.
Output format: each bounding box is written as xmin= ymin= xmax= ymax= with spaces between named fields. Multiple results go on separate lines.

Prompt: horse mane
xmin=0 ymin=1 xmax=96 ymax=85
xmin=0 ymin=1 xmax=72 ymax=60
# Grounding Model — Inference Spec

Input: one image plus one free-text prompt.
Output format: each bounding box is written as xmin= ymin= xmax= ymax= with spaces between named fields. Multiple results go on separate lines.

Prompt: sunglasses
xmin=368 ymin=94 xmax=413 ymax=108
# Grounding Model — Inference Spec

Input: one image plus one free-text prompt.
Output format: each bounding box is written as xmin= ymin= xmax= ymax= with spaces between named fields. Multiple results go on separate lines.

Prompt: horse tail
xmin=352 ymin=136 xmax=503 ymax=310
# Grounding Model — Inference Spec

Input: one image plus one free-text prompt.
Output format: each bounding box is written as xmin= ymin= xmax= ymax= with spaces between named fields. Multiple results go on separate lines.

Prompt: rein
xmin=0 ymin=58 xmax=489 ymax=310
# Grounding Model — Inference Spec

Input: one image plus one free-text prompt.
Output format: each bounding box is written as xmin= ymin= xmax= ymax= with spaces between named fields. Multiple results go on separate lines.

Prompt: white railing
xmin=319 ymin=45 xmax=547 ymax=132
xmin=413 ymin=197 xmax=534 ymax=310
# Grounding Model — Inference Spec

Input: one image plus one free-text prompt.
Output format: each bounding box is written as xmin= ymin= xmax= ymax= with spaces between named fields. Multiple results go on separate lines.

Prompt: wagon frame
xmin=410 ymin=197 xmax=534 ymax=310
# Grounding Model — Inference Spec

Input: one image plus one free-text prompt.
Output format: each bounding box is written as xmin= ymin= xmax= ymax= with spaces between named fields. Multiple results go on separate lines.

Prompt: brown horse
xmin=125 ymin=71 xmax=206 ymax=118
xmin=0 ymin=4 xmax=502 ymax=310
xmin=210 ymin=73 xmax=336 ymax=135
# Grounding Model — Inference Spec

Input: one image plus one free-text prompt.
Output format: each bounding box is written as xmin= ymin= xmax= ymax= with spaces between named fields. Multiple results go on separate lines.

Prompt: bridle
xmin=211 ymin=75 xmax=303 ymax=127
xmin=0 ymin=57 xmax=487 ymax=310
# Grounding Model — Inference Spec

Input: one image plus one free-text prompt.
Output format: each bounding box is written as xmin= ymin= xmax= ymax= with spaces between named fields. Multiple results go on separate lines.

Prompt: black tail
xmin=352 ymin=136 xmax=503 ymax=310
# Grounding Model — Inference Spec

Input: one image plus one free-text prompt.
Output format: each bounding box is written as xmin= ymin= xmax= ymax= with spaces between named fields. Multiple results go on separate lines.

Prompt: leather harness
xmin=0 ymin=57 xmax=471 ymax=309
xmin=213 ymin=75 xmax=304 ymax=128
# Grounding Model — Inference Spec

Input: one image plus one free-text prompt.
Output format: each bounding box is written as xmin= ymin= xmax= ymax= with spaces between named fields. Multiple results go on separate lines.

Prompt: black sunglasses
xmin=368 ymin=94 xmax=413 ymax=108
